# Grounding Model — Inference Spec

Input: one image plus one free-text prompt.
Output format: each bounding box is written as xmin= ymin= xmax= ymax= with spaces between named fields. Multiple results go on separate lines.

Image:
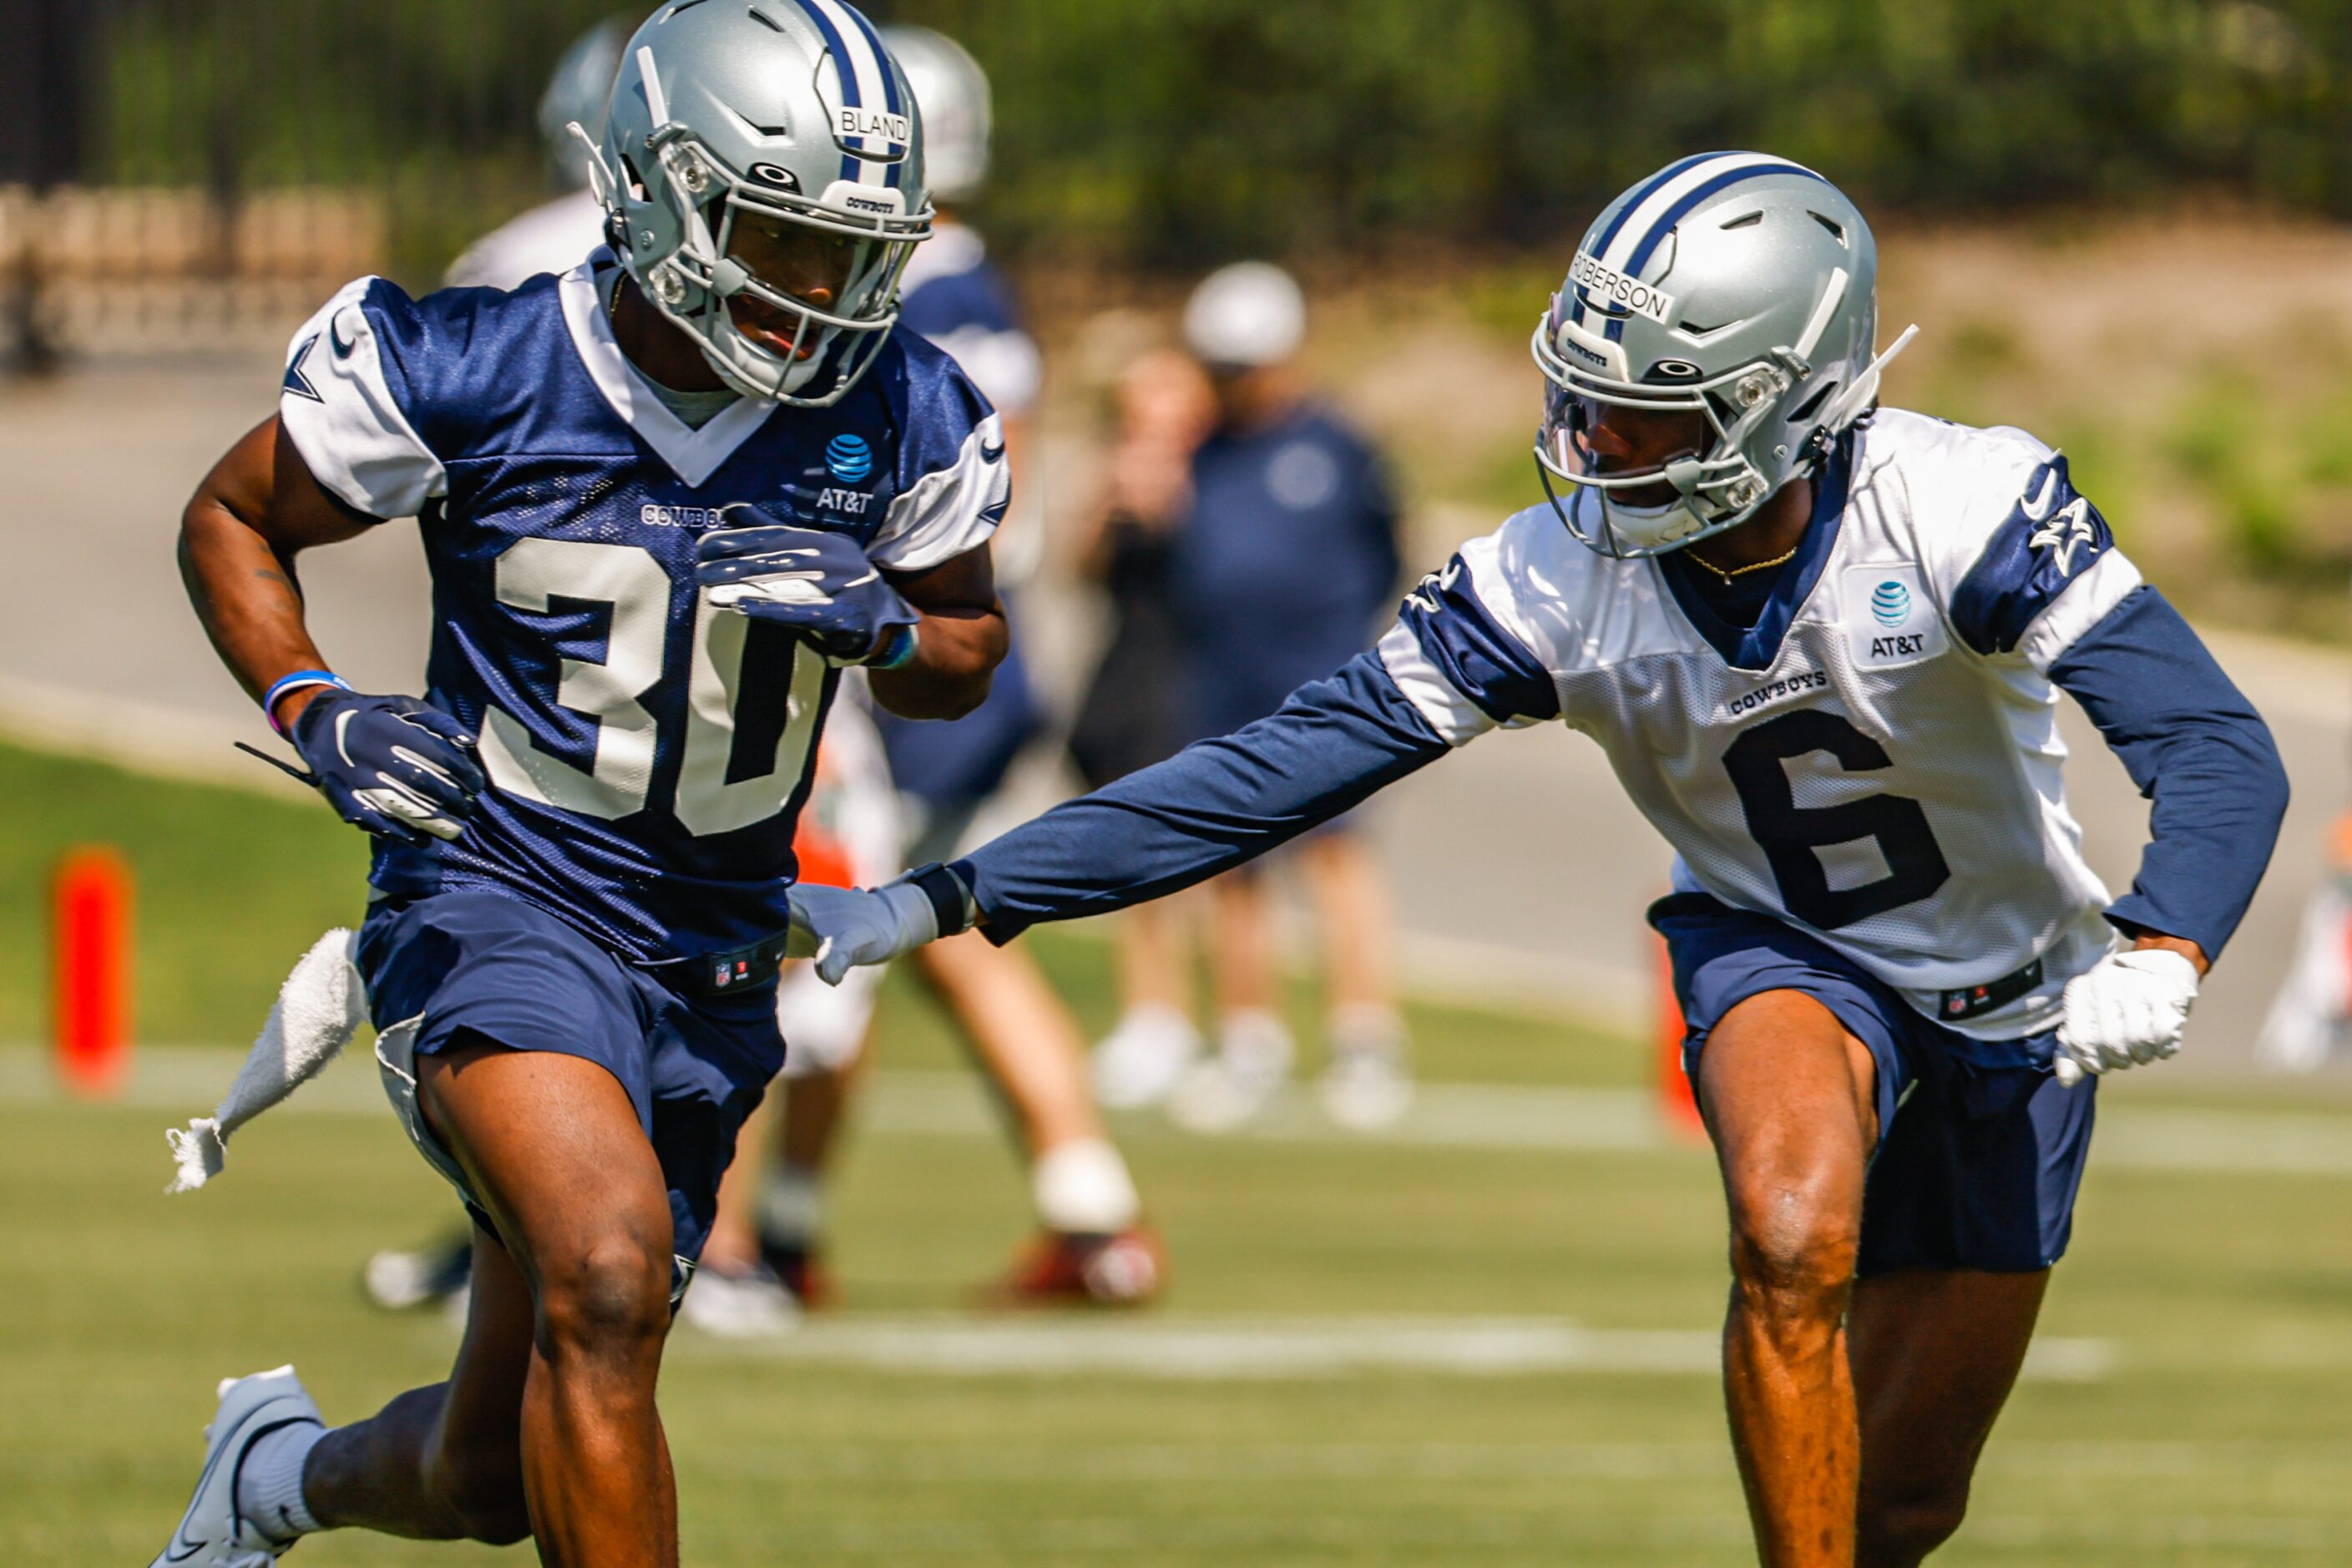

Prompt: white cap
xmin=1183 ymin=261 xmax=1306 ymax=369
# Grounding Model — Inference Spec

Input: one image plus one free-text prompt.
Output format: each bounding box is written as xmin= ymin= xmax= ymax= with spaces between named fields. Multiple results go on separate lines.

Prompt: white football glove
xmin=2053 ymin=948 xmax=2200 ymax=1087
xmin=787 ymin=880 xmax=940 ymax=985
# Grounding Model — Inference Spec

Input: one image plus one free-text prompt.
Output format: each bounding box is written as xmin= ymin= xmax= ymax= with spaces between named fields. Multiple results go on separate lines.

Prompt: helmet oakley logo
xmin=1567 ymin=251 xmax=1677 ymax=326
xmin=1651 ymin=358 xmax=1702 ymax=381
xmin=835 ymin=107 xmax=912 ymax=153
xmin=1869 ymin=580 xmax=1912 ymax=629
xmin=747 ymin=163 xmax=802 ymax=192
xmin=825 ymin=433 xmax=875 ymax=483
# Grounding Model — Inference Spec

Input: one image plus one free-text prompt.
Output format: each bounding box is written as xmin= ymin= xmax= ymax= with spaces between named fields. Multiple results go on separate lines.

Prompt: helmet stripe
xmin=778 ymin=0 xmax=867 ymax=184
xmin=1601 ymin=157 xmax=1828 ymax=343
xmin=802 ymin=0 xmax=901 ymax=188
xmin=825 ymin=0 xmax=906 ymax=189
xmin=1571 ymin=150 xmax=1720 ymax=326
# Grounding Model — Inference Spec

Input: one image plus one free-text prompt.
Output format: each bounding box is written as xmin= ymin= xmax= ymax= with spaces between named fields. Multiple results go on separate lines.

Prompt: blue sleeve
xmin=1950 ymin=453 xmax=2118 ymax=656
xmin=2046 ymin=587 xmax=2289 ymax=960
xmin=954 ymin=652 xmax=1451 ymax=941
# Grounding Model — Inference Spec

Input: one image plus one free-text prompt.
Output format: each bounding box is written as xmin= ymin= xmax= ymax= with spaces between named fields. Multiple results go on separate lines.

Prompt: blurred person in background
xmin=371 ymin=20 xmax=1162 ymax=1321
xmin=2256 ymin=808 xmax=2352 ymax=1071
xmin=441 ymin=18 xmax=629 ymax=293
xmin=1147 ymin=261 xmax=1413 ymax=1133
xmin=1073 ymin=349 xmax=1220 ymax=1108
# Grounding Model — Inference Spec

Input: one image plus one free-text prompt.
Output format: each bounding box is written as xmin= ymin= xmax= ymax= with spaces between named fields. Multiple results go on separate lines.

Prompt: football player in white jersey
xmin=792 ymin=154 xmax=2289 ymax=1565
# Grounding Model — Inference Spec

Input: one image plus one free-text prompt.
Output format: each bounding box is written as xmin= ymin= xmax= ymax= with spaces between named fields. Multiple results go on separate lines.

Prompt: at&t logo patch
xmin=825 ymin=433 xmax=874 ymax=483
xmin=1844 ymin=565 xmax=1945 ymax=668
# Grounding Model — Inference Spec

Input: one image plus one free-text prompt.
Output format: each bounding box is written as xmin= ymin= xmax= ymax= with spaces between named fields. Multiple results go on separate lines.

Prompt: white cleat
xmin=150 ymin=1366 xmax=321 ymax=1567
xmin=678 ymin=1262 xmax=802 ymax=1338
xmin=1090 ymin=1005 xmax=1202 ymax=1110
xmin=1169 ymin=1013 xmax=1294 ymax=1133
xmin=1319 ymin=1046 xmax=1415 ymax=1131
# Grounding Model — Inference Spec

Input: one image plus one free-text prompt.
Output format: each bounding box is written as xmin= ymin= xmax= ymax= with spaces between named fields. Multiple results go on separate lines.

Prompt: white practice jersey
xmin=1378 ymin=408 xmax=2142 ymax=1040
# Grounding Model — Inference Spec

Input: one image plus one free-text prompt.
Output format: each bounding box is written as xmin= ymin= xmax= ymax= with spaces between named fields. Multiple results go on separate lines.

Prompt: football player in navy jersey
xmin=698 ymin=23 xmax=1162 ymax=1317
xmin=796 ymin=156 xmax=2289 ymax=1565
xmin=151 ymin=7 xmax=1006 ymax=1564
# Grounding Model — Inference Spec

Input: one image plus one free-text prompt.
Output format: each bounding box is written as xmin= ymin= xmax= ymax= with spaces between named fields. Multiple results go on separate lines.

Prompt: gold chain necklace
xmin=1685 ymin=542 xmax=1799 ymax=585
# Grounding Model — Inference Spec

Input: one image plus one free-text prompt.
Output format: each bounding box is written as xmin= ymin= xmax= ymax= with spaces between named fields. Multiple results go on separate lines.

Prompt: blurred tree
xmin=45 ymin=0 xmax=2352 ymax=283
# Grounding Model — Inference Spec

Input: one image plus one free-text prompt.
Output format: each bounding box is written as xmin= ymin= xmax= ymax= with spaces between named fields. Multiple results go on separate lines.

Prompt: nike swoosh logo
xmin=329 ymin=315 xmax=358 ymax=360
xmin=164 ymin=1401 xmax=274 ymax=1560
xmin=841 ymin=569 xmax=879 ymax=589
xmin=335 ymin=706 xmax=359 ymax=768
xmin=979 ymin=442 xmax=1006 ymax=465
xmin=2018 ymin=465 xmax=2061 ymax=523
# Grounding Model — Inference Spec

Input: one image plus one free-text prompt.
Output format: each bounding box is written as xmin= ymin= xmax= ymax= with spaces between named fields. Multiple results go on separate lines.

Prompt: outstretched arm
xmin=954 ymin=652 xmax=1452 ymax=940
xmin=792 ymin=652 xmax=1458 ymax=980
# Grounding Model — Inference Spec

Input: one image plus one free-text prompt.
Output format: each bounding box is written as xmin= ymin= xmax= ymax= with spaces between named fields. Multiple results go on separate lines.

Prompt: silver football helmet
xmin=880 ymin=26 xmax=991 ymax=205
xmin=1531 ymin=152 xmax=1917 ymax=558
xmin=587 ymin=0 xmax=933 ymax=405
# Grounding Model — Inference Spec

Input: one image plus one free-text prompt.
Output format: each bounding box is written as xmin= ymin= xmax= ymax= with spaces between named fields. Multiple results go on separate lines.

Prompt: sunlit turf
xmin=5 ymin=1055 xmax=2350 ymax=1565
xmin=5 ymin=740 xmax=2351 ymax=1563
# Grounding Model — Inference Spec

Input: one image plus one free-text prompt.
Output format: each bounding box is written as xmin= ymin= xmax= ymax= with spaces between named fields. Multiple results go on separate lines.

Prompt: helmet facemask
xmin=1532 ymin=305 xmax=1810 ymax=556
xmin=590 ymin=118 xmax=924 ymax=406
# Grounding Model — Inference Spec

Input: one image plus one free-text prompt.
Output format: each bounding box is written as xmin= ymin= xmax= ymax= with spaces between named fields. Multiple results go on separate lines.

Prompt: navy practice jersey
xmin=893 ymin=224 xmax=1039 ymax=419
xmin=1173 ymin=403 xmax=1401 ymax=739
xmin=278 ymin=258 xmax=1007 ymax=959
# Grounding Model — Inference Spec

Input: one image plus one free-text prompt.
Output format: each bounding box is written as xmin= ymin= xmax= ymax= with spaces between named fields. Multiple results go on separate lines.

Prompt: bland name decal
xmin=1568 ymin=251 xmax=1677 ymax=326
xmin=837 ymin=107 xmax=912 ymax=149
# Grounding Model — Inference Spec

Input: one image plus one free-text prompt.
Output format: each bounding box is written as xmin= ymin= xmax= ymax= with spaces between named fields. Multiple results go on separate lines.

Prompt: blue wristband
xmin=263 ymin=670 xmax=350 ymax=736
xmin=871 ymin=625 xmax=920 ymax=671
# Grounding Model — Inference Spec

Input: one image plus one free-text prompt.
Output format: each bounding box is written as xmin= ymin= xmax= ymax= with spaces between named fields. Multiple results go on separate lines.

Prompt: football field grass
xmin=4 ymin=737 xmax=2352 ymax=1562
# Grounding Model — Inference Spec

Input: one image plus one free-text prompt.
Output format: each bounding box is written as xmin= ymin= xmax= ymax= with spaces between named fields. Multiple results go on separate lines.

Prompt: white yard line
xmin=670 ymin=1313 xmax=2114 ymax=1384
xmin=8 ymin=1048 xmax=2350 ymax=1178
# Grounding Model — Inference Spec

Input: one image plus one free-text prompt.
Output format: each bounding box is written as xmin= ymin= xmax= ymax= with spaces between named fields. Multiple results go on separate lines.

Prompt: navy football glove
xmin=278 ymin=690 xmax=487 ymax=845
xmin=695 ymin=519 xmax=920 ymax=668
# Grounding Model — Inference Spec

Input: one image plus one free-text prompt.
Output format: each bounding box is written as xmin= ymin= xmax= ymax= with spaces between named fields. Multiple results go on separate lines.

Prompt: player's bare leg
xmin=696 ymin=1044 xmax=866 ymax=1322
xmin=1094 ymin=896 xmax=1202 ymax=1108
xmin=1298 ymin=832 xmax=1411 ymax=1127
xmin=913 ymin=931 xmax=1104 ymax=1156
xmin=1173 ymin=869 xmax=1294 ymax=1129
xmin=300 ymin=1221 xmax=535 ymax=1543
xmin=1697 ymin=989 xmax=1879 ymax=1568
xmin=342 ymin=1039 xmax=679 ymax=1564
xmin=1849 ymin=1267 xmax=2049 ymax=1565
xmin=908 ymin=933 xmax=1161 ymax=1301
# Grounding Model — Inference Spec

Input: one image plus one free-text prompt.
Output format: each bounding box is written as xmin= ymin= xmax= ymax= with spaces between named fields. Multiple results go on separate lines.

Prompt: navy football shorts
xmin=356 ymin=887 xmax=785 ymax=1279
xmin=1651 ymin=893 xmax=2096 ymax=1276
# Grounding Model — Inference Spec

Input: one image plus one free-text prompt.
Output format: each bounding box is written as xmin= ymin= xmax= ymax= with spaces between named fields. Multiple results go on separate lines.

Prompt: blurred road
xmin=6 ymin=355 xmax=2344 ymax=1080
